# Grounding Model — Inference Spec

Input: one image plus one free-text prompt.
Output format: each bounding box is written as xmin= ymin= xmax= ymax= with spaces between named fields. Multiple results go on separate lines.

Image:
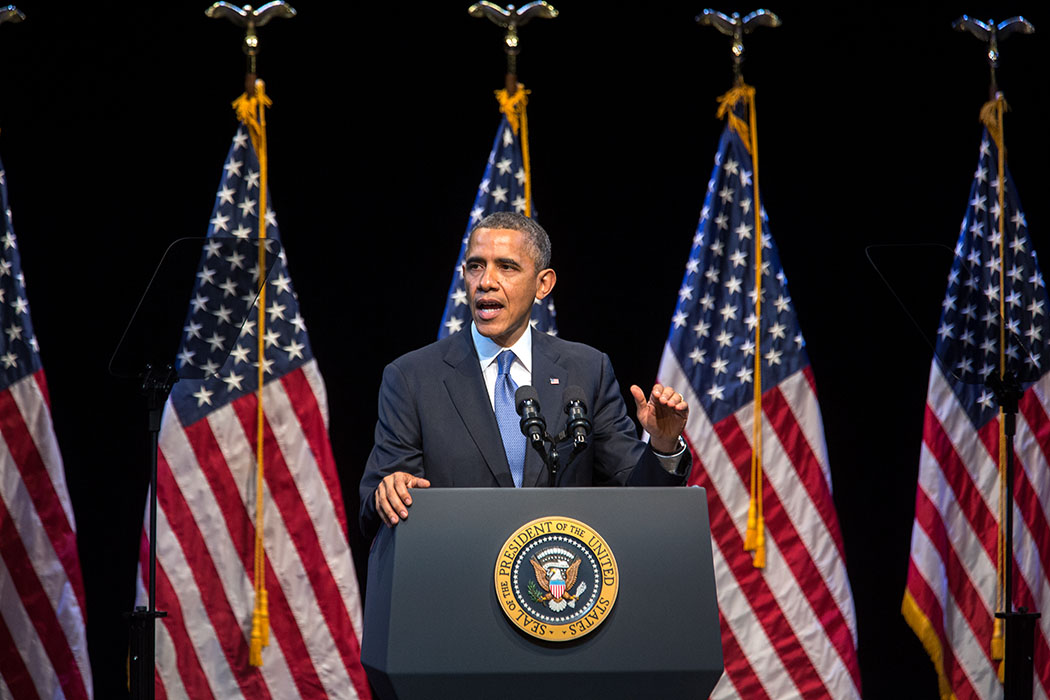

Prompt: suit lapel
xmin=442 ymin=331 xmax=515 ymax=487
xmin=525 ymin=330 xmax=567 ymax=487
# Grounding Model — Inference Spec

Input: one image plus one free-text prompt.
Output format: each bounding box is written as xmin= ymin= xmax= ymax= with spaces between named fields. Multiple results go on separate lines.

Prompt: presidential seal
xmin=494 ymin=516 xmax=618 ymax=641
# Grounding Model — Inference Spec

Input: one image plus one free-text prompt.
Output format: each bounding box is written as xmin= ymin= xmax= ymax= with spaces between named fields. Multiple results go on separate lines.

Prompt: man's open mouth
xmin=475 ymin=298 xmax=504 ymax=321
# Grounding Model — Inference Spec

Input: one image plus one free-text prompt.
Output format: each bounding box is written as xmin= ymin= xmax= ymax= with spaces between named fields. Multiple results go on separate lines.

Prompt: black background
xmin=1 ymin=2 xmax=1047 ymax=698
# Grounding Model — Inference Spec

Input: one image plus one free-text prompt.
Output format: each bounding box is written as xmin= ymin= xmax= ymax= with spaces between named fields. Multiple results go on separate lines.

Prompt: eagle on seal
xmin=531 ymin=558 xmax=581 ymax=604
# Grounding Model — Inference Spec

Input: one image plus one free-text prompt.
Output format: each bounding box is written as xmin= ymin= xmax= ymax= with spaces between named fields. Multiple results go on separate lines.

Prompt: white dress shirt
xmin=471 ymin=321 xmax=532 ymax=409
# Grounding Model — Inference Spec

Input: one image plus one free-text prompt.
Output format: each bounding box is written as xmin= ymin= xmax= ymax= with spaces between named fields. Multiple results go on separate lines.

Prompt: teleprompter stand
xmin=110 ymin=237 xmax=278 ymax=700
xmin=987 ymin=371 xmax=1042 ymax=700
xmin=362 ymin=487 xmax=724 ymax=699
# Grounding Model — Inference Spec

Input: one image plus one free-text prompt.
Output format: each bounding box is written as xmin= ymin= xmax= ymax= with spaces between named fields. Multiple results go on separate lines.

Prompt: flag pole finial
xmin=697 ymin=9 xmax=780 ymax=85
xmin=205 ymin=2 xmax=297 ymax=93
xmin=952 ymin=15 xmax=1034 ymax=98
xmin=468 ymin=2 xmax=558 ymax=95
xmin=0 ymin=5 xmax=25 ymax=27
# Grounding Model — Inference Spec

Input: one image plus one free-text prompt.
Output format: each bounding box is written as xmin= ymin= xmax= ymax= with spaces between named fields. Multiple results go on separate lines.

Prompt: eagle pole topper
xmin=205 ymin=1 xmax=297 ymax=95
xmin=952 ymin=15 xmax=1034 ymax=99
xmin=696 ymin=8 xmax=780 ymax=85
xmin=468 ymin=1 xmax=558 ymax=96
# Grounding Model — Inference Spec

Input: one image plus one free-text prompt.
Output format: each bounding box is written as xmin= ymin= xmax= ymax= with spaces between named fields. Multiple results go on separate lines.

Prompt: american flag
xmin=902 ymin=126 xmax=1050 ymax=698
xmin=134 ymin=122 xmax=372 ymax=699
xmin=0 ymin=159 xmax=93 ymax=698
xmin=654 ymin=99 xmax=862 ymax=698
xmin=438 ymin=106 xmax=557 ymax=338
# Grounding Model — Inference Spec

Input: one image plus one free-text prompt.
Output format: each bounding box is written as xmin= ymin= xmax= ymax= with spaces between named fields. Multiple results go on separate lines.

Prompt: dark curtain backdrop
xmin=1 ymin=2 xmax=1047 ymax=697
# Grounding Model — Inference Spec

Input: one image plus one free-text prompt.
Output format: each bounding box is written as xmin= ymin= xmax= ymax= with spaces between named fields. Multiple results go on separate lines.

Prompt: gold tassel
xmin=235 ymin=79 xmax=272 ymax=668
xmin=495 ymin=83 xmax=533 ymax=217
xmin=752 ymin=515 xmax=766 ymax=568
xmin=979 ymin=96 xmax=1007 ymax=152
xmin=991 ymin=617 xmax=1005 ymax=660
xmin=744 ymin=497 xmax=759 ymax=550
xmin=720 ymin=80 xmax=766 ymax=570
xmin=716 ymin=83 xmax=756 ymax=154
xmin=495 ymin=84 xmax=530 ymax=135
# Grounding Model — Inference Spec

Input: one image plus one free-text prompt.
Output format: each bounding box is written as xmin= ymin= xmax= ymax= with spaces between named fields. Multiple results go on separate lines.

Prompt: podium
xmin=362 ymin=487 xmax=723 ymax=699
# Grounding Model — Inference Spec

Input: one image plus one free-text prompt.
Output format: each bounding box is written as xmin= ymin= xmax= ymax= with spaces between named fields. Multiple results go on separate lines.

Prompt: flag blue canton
xmin=0 ymin=161 xmax=42 ymax=391
xmin=170 ymin=127 xmax=312 ymax=426
xmin=438 ymin=115 xmax=557 ymax=338
xmin=935 ymin=131 xmax=1048 ymax=427
xmin=667 ymin=118 xmax=807 ymax=426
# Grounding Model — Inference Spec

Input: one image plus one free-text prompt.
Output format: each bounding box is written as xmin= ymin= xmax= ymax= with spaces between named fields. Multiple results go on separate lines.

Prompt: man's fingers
xmin=376 ymin=484 xmax=400 ymax=527
xmin=376 ymin=473 xmax=431 ymax=528
xmin=394 ymin=475 xmax=413 ymax=507
xmin=629 ymin=384 xmax=647 ymax=409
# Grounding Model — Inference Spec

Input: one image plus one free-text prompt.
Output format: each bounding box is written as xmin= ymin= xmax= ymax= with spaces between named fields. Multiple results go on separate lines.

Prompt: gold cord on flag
xmin=980 ymin=93 xmax=1009 ymax=674
xmin=496 ymin=83 xmax=532 ymax=217
xmin=233 ymin=79 xmax=273 ymax=667
xmin=718 ymin=81 xmax=766 ymax=569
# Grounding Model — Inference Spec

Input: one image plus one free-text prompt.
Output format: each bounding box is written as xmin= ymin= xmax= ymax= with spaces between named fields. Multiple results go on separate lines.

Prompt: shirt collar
xmin=471 ymin=322 xmax=533 ymax=374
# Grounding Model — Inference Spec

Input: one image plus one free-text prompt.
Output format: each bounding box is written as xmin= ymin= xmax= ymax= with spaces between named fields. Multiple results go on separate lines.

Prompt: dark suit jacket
xmin=359 ymin=329 xmax=689 ymax=537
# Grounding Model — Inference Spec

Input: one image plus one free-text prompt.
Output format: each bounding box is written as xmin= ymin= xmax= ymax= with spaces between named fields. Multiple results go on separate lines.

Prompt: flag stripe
xmin=913 ymin=481 xmax=995 ymax=667
xmin=156 ymin=450 xmax=272 ymax=699
xmin=760 ymin=379 xmax=861 ymax=654
xmin=31 ymin=371 xmax=49 ymax=410
xmin=0 ymin=559 xmax=44 ymax=700
xmin=923 ymin=402 xmax=1000 ymax=562
xmin=712 ymin=408 xmax=856 ymax=697
xmin=228 ymin=392 xmax=366 ymax=695
xmin=0 ymin=488 xmax=89 ymax=700
xmin=911 ymin=515 xmax=997 ymax=696
xmin=175 ymin=411 xmax=326 ymax=698
xmin=704 ymin=442 xmax=828 ymax=699
xmin=665 ymin=347 xmax=858 ymax=698
xmin=705 ymin=486 xmax=802 ymax=699
xmin=140 ymin=531 xmax=218 ymax=700
xmin=763 ymin=383 xmax=847 ymax=561
xmin=274 ymin=369 xmax=371 ymax=694
xmin=712 ymin=607 xmax=771 ymax=700
xmin=281 ymin=366 xmax=348 ymax=537
xmin=0 ymin=378 xmax=86 ymax=615
xmin=681 ymin=368 xmax=829 ymax=698
xmin=904 ymin=564 xmax=981 ymax=699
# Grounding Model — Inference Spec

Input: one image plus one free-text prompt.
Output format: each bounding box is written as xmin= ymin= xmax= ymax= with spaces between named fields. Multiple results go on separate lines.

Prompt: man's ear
xmin=535 ymin=268 xmax=556 ymax=300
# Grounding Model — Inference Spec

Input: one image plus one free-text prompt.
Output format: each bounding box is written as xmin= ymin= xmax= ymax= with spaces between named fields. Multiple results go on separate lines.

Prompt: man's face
xmin=463 ymin=227 xmax=556 ymax=347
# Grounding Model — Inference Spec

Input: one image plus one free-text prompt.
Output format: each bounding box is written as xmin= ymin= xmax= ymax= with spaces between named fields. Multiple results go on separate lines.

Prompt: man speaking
xmin=359 ymin=212 xmax=690 ymax=538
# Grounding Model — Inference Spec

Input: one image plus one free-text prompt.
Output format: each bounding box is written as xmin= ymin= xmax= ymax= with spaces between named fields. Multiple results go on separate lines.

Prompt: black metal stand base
xmin=127 ymin=606 xmax=167 ymax=700
xmin=996 ymin=608 xmax=1042 ymax=699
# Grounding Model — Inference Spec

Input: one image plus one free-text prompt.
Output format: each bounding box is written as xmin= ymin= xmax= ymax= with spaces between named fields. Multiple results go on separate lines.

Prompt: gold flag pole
xmin=953 ymin=13 xmax=1038 ymax=692
xmin=468 ymin=1 xmax=557 ymax=218
xmin=205 ymin=0 xmax=296 ymax=669
xmin=699 ymin=8 xmax=780 ymax=570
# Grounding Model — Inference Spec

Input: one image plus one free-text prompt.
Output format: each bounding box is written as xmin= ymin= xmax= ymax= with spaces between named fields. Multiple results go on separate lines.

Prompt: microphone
xmin=515 ymin=385 xmax=546 ymax=447
xmin=563 ymin=385 xmax=592 ymax=451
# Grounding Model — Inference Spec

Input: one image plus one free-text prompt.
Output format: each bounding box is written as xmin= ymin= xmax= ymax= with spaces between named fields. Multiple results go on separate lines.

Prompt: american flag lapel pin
xmin=550 ymin=378 xmax=560 ymax=385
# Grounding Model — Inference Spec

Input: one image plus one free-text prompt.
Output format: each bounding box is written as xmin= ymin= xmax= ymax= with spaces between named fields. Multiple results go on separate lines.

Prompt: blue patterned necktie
xmin=494 ymin=350 xmax=526 ymax=487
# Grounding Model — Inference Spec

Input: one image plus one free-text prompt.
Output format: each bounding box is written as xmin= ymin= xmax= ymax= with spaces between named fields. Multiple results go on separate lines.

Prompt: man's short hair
xmin=467 ymin=212 xmax=552 ymax=270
